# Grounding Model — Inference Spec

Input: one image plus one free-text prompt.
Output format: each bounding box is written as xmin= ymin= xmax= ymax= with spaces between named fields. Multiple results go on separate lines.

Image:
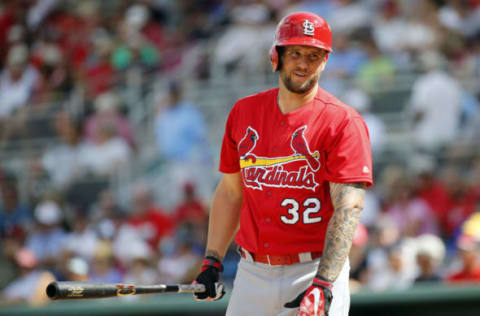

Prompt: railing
xmin=1 ymin=284 xmax=479 ymax=316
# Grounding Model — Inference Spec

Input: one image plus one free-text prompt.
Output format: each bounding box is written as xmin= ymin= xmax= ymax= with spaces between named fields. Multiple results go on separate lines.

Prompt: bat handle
xmin=177 ymin=283 xmax=206 ymax=293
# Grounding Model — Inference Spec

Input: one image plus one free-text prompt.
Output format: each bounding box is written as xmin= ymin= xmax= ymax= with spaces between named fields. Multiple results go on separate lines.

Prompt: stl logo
xmin=303 ymin=20 xmax=315 ymax=36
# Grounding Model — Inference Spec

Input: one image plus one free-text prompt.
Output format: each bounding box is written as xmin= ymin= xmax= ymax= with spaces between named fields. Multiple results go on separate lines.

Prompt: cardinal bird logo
xmin=238 ymin=127 xmax=258 ymax=163
xmin=291 ymin=126 xmax=320 ymax=171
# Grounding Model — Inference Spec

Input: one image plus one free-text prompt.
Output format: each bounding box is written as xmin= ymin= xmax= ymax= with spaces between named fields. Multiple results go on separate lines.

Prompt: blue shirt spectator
xmin=0 ymin=182 xmax=32 ymax=235
xmin=154 ymin=82 xmax=210 ymax=163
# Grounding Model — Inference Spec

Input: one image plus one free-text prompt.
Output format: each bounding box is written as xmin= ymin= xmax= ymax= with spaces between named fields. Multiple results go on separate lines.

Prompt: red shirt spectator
xmin=416 ymin=173 xmax=449 ymax=222
xmin=173 ymin=182 xmax=207 ymax=226
xmin=446 ymin=234 xmax=480 ymax=284
xmin=127 ymin=185 xmax=173 ymax=250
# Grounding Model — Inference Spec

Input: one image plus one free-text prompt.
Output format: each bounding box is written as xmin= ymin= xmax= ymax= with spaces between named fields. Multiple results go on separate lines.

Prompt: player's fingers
xmin=213 ymin=282 xmax=225 ymax=300
xmin=192 ymin=281 xmax=208 ymax=301
xmin=284 ymin=290 xmax=305 ymax=308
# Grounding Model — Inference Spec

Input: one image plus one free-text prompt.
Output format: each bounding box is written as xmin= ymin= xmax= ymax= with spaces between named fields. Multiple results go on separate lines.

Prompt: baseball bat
xmin=46 ymin=281 xmax=206 ymax=300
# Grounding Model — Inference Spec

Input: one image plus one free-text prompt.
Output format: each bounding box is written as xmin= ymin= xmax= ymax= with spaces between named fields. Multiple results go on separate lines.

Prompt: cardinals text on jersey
xmin=238 ymin=126 xmax=320 ymax=191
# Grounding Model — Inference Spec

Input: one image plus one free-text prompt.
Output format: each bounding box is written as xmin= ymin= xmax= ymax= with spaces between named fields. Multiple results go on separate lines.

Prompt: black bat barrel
xmin=46 ymin=282 xmax=205 ymax=300
xmin=46 ymin=282 xmax=152 ymax=300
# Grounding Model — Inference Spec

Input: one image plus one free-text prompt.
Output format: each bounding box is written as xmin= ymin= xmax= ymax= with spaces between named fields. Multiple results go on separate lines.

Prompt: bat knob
xmin=46 ymin=282 xmax=59 ymax=299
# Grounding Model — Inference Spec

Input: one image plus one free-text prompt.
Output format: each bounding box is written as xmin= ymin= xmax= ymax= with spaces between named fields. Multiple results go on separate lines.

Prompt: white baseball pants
xmin=226 ymin=257 xmax=350 ymax=316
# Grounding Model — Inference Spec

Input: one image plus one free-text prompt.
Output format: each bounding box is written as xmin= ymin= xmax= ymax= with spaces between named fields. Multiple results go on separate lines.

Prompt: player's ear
xmin=274 ymin=47 xmax=285 ymax=72
xmin=319 ymin=52 xmax=329 ymax=72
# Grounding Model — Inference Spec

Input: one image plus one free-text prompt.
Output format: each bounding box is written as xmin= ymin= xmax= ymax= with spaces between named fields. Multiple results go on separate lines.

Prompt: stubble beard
xmin=281 ymin=71 xmax=319 ymax=94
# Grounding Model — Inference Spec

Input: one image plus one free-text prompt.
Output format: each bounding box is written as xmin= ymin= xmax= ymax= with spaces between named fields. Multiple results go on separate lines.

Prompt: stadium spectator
xmin=0 ymin=44 xmax=40 ymax=119
xmin=349 ymin=223 xmax=369 ymax=292
xmin=409 ymin=50 xmax=462 ymax=152
xmin=84 ymin=91 xmax=135 ymax=149
xmin=356 ymin=37 xmax=396 ymax=94
xmin=39 ymin=112 xmax=85 ymax=190
xmin=213 ymin=3 xmax=274 ymax=75
xmin=383 ymin=176 xmax=439 ymax=237
xmin=367 ymin=241 xmax=417 ymax=291
xmin=173 ymin=182 xmax=207 ymax=228
xmin=446 ymin=234 xmax=480 ymax=283
xmin=83 ymin=30 xmax=115 ymax=101
xmin=25 ymin=200 xmax=66 ymax=270
xmin=80 ymin=120 xmax=131 ymax=177
xmin=342 ymin=88 xmax=386 ymax=157
xmin=0 ymin=248 xmax=55 ymax=306
xmin=112 ymin=5 xmax=161 ymax=72
xmin=328 ymin=0 xmax=371 ymax=35
xmin=154 ymin=81 xmax=209 ymax=162
xmin=0 ymin=44 xmax=41 ymax=144
xmin=126 ymin=184 xmax=173 ymax=251
xmin=372 ymin=0 xmax=409 ymax=55
xmin=437 ymin=0 xmax=480 ymax=38
xmin=63 ymin=257 xmax=89 ymax=282
xmin=321 ymin=32 xmax=367 ymax=96
xmin=122 ymin=241 xmax=158 ymax=285
xmin=414 ymin=234 xmax=446 ymax=283
xmin=62 ymin=212 xmax=98 ymax=262
xmin=412 ymin=155 xmax=450 ymax=227
xmin=157 ymin=236 xmax=202 ymax=284
xmin=0 ymin=180 xmax=32 ymax=236
xmin=439 ymin=165 xmax=474 ymax=239
xmin=88 ymin=241 xmax=122 ymax=283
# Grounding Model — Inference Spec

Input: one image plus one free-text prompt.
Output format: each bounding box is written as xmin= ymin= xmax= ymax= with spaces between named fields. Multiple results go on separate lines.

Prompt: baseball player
xmin=194 ymin=12 xmax=373 ymax=316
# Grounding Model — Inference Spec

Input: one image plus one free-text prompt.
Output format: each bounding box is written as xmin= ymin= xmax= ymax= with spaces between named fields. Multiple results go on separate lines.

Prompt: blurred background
xmin=0 ymin=0 xmax=480 ymax=314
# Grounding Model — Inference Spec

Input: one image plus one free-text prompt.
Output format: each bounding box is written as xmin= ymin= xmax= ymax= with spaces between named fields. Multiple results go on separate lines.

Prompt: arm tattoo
xmin=317 ymin=182 xmax=366 ymax=281
xmin=205 ymin=250 xmax=223 ymax=261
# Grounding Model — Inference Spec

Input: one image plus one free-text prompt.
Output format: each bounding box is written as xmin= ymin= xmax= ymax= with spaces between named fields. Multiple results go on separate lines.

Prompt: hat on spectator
xmin=125 ymin=4 xmax=150 ymax=30
xmin=7 ymin=44 xmax=29 ymax=67
xmin=130 ymin=241 xmax=152 ymax=262
xmin=43 ymin=44 xmax=63 ymax=66
xmin=67 ymin=257 xmax=89 ymax=275
xmin=7 ymin=24 xmax=25 ymax=43
xmin=415 ymin=234 xmax=445 ymax=263
xmin=462 ymin=213 xmax=480 ymax=241
xmin=94 ymin=91 xmax=119 ymax=112
xmin=34 ymin=200 xmax=62 ymax=225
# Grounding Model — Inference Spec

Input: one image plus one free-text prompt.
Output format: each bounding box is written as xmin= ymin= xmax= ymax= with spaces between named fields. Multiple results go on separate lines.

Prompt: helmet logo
xmin=302 ymin=20 xmax=315 ymax=36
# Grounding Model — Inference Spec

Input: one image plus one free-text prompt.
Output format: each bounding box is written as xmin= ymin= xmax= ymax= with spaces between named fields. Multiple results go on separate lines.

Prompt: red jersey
xmin=219 ymin=87 xmax=373 ymax=255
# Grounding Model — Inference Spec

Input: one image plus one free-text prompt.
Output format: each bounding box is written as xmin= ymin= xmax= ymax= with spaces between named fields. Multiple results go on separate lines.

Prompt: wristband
xmin=201 ymin=256 xmax=224 ymax=272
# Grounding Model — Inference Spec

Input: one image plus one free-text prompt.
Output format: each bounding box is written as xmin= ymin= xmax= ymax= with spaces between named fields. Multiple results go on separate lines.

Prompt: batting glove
xmin=193 ymin=256 xmax=225 ymax=301
xmin=284 ymin=276 xmax=333 ymax=316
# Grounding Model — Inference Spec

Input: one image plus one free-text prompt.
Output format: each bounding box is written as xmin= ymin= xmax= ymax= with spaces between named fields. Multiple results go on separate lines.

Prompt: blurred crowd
xmin=1 ymin=0 xmax=480 ymax=307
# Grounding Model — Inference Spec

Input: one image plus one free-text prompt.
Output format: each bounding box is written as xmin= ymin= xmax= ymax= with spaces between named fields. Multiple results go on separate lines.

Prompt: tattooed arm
xmin=204 ymin=172 xmax=244 ymax=261
xmin=317 ymin=182 xmax=366 ymax=281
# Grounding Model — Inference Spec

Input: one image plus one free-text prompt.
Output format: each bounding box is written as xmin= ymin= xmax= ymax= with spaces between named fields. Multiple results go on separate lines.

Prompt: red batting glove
xmin=284 ymin=276 xmax=333 ymax=316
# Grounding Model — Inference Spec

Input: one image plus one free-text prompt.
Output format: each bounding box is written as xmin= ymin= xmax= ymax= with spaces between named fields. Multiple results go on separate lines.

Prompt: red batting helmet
xmin=270 ymin=12 xmax=332 ymax=71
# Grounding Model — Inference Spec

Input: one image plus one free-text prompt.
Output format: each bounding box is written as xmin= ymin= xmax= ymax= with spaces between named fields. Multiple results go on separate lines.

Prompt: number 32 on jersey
xmin=280 ymin=197 xmax=322 ymax=224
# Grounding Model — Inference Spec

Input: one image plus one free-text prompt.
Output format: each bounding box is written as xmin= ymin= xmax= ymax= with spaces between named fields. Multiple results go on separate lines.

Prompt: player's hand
xmin=193 ymin=256 xmax=225 ymax=301
xmin=284 ymin=276 xmax=333 ymax=316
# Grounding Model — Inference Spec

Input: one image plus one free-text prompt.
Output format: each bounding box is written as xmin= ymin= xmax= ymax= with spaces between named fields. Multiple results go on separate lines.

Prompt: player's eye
xmin=287 ymin=50 xmax=300 ymax=58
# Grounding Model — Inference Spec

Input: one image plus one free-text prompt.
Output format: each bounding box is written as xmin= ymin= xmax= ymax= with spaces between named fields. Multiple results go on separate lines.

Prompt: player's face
xmin=280 ymin=45 xmax=328 ymax=94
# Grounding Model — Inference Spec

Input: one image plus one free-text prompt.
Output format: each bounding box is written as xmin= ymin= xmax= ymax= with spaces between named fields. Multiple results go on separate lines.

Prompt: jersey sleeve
xmin=219 ymin=105 xmax=240 ymax=173
xmin=323 ymin=116 xmax=373 ymax=186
